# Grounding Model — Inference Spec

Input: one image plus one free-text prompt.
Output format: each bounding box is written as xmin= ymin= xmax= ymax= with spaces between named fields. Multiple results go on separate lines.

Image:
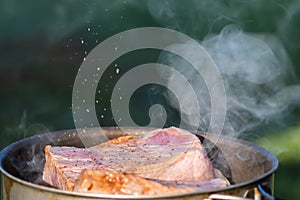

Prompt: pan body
xmin=0 ymin=127 xmax=278 ymax=200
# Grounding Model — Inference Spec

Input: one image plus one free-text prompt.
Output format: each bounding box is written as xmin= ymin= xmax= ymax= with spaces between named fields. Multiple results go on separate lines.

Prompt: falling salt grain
xmin=115 ymin=68 xmax=120 ymax=74
xmin=87 ymin=27 xmax=91 ymax=32
xmin=95 ymin=100 xmax=99 ymax=104
xmin=97 ymin=67 xmax=101 ymax=71
xmin=81 ymin=39 xmax=85 ymax=44
xmin=86 ymin=109 xmax=90 ymax=113
xmin=101 ymin=115 xmax=104 ymax=118
xmin=119 ymin=96 xmax=123 ymax=100
xmin=82 ymin=99 xmax=86 ymax=103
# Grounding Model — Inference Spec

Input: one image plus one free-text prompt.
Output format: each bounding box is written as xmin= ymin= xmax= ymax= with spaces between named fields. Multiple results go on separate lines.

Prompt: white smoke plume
xmin=157 ymin=24 xmax=299 ymax=137
xmin=146 ymin=0 xmax=300 ymax=137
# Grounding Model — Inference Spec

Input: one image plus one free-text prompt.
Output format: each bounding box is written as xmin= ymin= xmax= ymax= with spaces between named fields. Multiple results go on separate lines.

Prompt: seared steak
xmin=43 ymin=127 xmax=219 ymax=193
xmin=74 ymin=169 xmax=193 ymax=195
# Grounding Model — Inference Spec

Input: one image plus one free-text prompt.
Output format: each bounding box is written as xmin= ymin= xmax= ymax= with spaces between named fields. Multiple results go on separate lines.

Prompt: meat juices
xmin=43 ymin=127 xmax=225 ymax=194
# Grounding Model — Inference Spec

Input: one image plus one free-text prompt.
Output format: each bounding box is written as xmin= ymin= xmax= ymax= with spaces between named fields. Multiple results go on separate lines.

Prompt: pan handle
xmin=205 ymin=194 xmax=253 ymax=200
xmin=257 ymin=184 xmax=284 ymax=200
xmin=205 ymin=185 xmax=284 ymax=200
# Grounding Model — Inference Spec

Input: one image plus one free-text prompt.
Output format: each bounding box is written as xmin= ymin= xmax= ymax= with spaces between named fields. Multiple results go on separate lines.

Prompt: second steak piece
xmin=43 ymin=127 xmax=215 ymax=191
xmin=74 ymin=170 xmax=194 ymax=195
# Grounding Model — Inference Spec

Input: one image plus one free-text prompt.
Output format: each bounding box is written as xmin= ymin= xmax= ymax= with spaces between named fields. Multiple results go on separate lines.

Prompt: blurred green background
xmin=1 ymin=0 xmax=300 ymax=199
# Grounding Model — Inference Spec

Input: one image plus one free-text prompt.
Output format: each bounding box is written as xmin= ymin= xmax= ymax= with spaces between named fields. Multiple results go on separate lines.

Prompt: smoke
xmin=203 ymin=25 xmax=299 ymax=136
xmin=278 ymin=0 xmax=300 ymax=67
xmin=146 ymin=0 xmax=300 ymax=137
xmin=147 ymin=0 xmax=230 ymax=39
xmin=147 ymin=0 xmax=290 ymax=39
xmin=154 ymin=24 xmax=299 ymax=137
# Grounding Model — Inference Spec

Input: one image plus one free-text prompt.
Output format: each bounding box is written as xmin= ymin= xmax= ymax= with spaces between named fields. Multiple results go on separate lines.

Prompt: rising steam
xmin=157 ymin=24 xmax=299 ymax=137
xmin=146 ymin=0 xmax=300 ymax=137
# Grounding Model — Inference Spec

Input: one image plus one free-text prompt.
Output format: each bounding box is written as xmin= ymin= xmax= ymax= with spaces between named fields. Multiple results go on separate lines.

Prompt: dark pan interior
xmin=0 ymin=127 xmax=277 ymax=188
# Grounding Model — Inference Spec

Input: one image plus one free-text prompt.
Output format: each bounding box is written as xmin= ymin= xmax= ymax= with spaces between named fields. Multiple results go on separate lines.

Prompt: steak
xmin=43 ymin=127 xmax=221 ymax=194
xmin=74 ymin=169 xmax=193 ymax=195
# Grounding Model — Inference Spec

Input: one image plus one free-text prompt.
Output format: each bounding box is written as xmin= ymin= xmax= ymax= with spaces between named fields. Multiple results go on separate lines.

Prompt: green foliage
xmin=255 ymin=125 xmax=300 ymax=199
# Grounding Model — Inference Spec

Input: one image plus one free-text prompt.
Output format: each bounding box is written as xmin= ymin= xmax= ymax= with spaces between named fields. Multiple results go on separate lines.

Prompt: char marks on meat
xmin=43 ymin=127 xmax=226 ymax=194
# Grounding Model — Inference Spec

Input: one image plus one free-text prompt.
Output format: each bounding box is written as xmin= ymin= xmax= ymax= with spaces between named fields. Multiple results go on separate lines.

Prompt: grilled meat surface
xmin=43 ymin=127 xmax=224 ymax=194
xmin=74 ymin=169 xmax=194 ymax=195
